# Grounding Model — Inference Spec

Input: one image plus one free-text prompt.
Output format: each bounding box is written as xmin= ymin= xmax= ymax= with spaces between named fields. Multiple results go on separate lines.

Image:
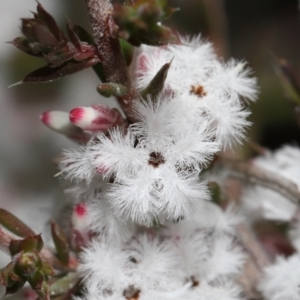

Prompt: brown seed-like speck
xmin=191 ymin=276 xmax=200 ymax=288
xmin=190 ymin=85 xmax=206 ymax=97
xmin=148 ymin=152 xmax=166 ymax=168
xmin=123 ymin=286 xmax=140 ymax=300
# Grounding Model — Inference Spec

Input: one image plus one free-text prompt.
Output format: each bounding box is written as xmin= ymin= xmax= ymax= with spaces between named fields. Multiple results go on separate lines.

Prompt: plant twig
xmin=83 ymin=0 xmax=129 ymax=85
xmin=236 ymin=224 xmax=271 ymax=270
xmin=83 ymin=0 xmax=137 ymax=120
xmin=221 ymin=158 xmax=300 ymax=204
xmin=0 ymin=227 xmax=12 ymax=254
xmin=235 ymin=224 xmax=271 ymax=300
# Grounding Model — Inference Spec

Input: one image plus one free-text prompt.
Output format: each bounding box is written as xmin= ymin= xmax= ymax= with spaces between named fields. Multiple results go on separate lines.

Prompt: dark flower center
xmin=190 ymin=85 xmax=206 ymax=97
xmin=148 ymin=152 xmax=165 ymax=168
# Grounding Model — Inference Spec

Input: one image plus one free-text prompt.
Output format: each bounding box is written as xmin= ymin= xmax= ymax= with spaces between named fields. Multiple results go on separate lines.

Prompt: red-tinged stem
xmin=0 ymin=227 xmax=12 ymax=254
xmin=83 ymin=0 xmax=137 ymax=120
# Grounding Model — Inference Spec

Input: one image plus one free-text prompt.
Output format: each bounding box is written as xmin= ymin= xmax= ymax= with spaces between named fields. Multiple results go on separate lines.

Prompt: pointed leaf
xmin=119 ymin=38 xmax=134 ymax=66
xmin=51 ymin=223 xmax=69 ymax=265
xmin=36 ymin=2 xmax=66 ymax=42
xmin=22 ymin=235 xmax=44 ymax=253
xmin=4 ymin=280 xmax=26 ymax=296
xmin=9 ymin=37 xmax=44 ymax=57
xmin=72 ymin=25 xmax=106 ymax=82
xmin=140 ymin=59 xmax=172 ymax=99
xmin=0 ymin=263 xmax=26 ymax=296
xmin=28 ymin=271 xmax=50 ymax=300
xmin=0 ymin=209 xmax=35 ymax=238
xmin=97 ymin=83 xmax=128 ymax=97
xmin=21 ymin=18 xmax=57 ymax=48
xmin=44 ymin=46 xmax=76 ymax=66
xmin=40 ymin=259 xmax=54 ymax=277
xmin=66 ymin=22 xmax=82 ymax=52
xmin=21 ymin=58 xmax=100 ymax=83
xmin=273 ymin=57 xmax=300 ymax=105
xmin=49 ymin=272 xmax=78 ymax=296
xmin=208 ymin=182 xmax=222 ymax=205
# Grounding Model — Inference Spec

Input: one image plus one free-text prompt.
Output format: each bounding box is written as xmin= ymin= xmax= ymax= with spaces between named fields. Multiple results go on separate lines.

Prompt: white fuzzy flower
xmin=191 ymin=279 xmax=244 ymax=300
xmin=259 ymin=254 xmax=300 ymax=300
xmin=125 ymin=234 xmax=183 ymax=293
xmin=61 ymin=146 xmax=97 ymax=184
xmin=88 ymin=195 xmax=136 ymax=242
xmin=82 ymin=97 xmax=220 ymax=225
xmin=134 ymin=35 xmax=257 ymax=147
xmin=200 ymin=234 xmax=246 ymax=281
xmin=79 ymin=239 xmax=130 ymax=297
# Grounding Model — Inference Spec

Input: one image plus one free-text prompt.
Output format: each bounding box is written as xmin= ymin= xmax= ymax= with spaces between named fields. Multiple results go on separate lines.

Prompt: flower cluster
xmin=77 ymin=201 xmax=246 ymax=300
xmin=59 ymin=36 xmax=257 ymax=226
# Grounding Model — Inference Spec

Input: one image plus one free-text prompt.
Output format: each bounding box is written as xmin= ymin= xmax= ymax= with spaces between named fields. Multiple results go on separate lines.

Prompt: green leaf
xmin=208 ymin=182 xmax=222 ymax=205
xmin=97 ymin=82 xmax=128 ymax=97
xmin=0 ymin=209 xmax=35 ymax=238
xmin=9 ymin=235 xmax=44 ymax=256
xmin=51 ymin=222 xmax=69 ymax=265
xmin=49 ymin=272 xmax=78 ymax=297
xmin=113 ymin=0 xmax=180 ymax=46
xmin=28 ymin=271 xmax=50 ymax=300
xmin=0 ymin=262 xmax=26 ymax=296
xmin=119 ymin=38 xmax=134 ymax=66
xmin=140 ymin=59 xmax=172 ymax=99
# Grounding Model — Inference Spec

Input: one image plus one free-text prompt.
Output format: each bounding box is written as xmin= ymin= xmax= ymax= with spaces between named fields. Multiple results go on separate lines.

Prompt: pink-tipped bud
xmin=72 ymin=203 xmax=89 ymax=231
xmin=40 ymin=111 xmax=72 ymax=131
xmin=69 ymin=105 xmax=123 ymax=131
xmin=71 ymin=203 xmax=92 ymax=250
xmin=40 ymin=110 xmax=90 ymax=143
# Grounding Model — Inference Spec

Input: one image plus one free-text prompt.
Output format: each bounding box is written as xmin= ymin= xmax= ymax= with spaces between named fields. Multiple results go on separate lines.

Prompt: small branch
xmin=83 ymin=0 xmax=129 ymax=85
xmin=236 ymin=224 xmax=271 ymax=270
xmin=235 ymin=224 xmax=271 ymax=300
xmin=221 ymin=158 xmax=300 ymax=204
xmin=83 ymin=0 xmax=137 ymax=120
xmin=0 ymin=227 xmax=12 ymax=254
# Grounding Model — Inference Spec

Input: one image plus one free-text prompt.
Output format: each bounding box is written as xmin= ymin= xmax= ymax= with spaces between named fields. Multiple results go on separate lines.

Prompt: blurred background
xmin=0 ymin=0 xmax=299 ymax=251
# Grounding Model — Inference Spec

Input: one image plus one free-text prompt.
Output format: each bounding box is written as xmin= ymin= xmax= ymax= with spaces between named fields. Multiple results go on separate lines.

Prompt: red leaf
xmin=22 ymin=58 xmax=101 ymax=83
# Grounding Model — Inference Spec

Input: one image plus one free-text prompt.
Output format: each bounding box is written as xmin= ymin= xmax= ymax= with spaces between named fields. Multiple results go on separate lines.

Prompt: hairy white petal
xmin=259 ymin=254 xmax=300 ymax=300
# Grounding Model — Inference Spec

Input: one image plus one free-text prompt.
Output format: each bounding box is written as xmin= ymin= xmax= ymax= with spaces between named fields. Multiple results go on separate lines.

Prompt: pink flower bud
xmin=40 ymin=110 xmax=90 ymax=143
xmin=69 ymin=105 xmax=123 ymax=131
xmin=71 ymin=203 xmax=92 ymax=250
xmin=72 ymin=203 xmax=89 ymax=231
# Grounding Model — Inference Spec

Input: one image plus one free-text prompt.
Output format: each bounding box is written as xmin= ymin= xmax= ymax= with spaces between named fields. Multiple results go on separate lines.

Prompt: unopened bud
xmin=15 ymin=252 xmax=39 ymax=278
xmin=69 ymin=105 xmax=123 ymax=131
xmin=71 ymin=203 xmax=89 ymax=232
xmin=71 ymin=203 xmax=91 ymax=250
xmin=40 ymin=111 xmax=90 ymax=143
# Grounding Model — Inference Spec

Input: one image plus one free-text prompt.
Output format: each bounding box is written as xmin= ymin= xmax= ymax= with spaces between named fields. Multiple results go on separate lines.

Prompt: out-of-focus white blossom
xmin=259 ymin=254 xmax=300 ymax=300
xmin=242 ymin=145 xmax=300 ymax=222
